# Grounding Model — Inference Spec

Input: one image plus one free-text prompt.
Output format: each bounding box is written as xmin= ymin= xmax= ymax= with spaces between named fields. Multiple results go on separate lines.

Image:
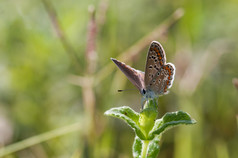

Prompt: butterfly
xmin=111 ymin=41 xmax=175 ymax=101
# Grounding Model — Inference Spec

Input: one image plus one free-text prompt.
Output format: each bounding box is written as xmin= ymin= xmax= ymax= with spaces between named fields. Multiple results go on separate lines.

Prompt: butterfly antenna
xmin=117 ymin=89 xmax=137 ymax=92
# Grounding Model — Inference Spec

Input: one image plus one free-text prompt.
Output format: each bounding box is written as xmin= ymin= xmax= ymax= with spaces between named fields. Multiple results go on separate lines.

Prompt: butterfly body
xmin=111 ymin=41 xmax=175 ymax=100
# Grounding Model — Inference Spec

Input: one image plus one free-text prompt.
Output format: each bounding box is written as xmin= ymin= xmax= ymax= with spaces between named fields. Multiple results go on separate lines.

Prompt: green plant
xmin=105 ymin=98 xmax=196 ymax=158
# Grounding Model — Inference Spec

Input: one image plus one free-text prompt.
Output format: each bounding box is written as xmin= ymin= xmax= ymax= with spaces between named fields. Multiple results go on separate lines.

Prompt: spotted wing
xmin=144 ymin=41 xmax=175 ymax=95
xmin=150 ymin=63 xmax=175 ymax=95
xmin=111 ymin=58 xmax=145 ymax=91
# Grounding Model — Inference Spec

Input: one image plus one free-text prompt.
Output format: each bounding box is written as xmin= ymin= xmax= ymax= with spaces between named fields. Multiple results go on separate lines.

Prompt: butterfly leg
xmin=141 ymin=97 xmax=145 ymax=110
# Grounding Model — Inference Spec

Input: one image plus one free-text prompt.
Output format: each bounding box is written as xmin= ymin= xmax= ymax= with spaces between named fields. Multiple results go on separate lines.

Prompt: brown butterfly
xmin=111 ymin=41 xmax=175 ymax=100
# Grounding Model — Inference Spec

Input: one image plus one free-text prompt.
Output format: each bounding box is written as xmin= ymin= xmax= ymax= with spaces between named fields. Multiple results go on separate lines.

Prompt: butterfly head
xmin=140 ymin=88 xmax=159 ymax=99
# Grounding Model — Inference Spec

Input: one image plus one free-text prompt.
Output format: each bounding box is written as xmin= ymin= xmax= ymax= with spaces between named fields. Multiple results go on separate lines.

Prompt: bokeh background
xmin=0 ymin=0 xmax=238 ymax=157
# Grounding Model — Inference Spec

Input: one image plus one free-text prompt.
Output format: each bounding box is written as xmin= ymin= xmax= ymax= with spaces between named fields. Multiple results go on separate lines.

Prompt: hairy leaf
xmin=149 ymin=111 xmax=196 ymax=136
xmin=132 ymin=136 xmax=142 ymax=158
xmin=146 ymin=135 xmax=161 ymax=158
xmin=105 ymin=106 xmax=146 ymax=139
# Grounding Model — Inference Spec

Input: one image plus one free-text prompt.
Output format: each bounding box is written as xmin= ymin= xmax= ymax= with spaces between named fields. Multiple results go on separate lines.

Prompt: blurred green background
xmin=0 ymin=0 xmax=238 ymax=157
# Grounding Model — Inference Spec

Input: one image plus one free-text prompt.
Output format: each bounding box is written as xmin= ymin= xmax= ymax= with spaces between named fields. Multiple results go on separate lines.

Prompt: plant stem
xmin=141 ymin=140 xmax=150 ymax=158
xmin=0 ymin=122 xmax=87 ymax=157
xmin=41 ymin=0 xmax=81 ymax=73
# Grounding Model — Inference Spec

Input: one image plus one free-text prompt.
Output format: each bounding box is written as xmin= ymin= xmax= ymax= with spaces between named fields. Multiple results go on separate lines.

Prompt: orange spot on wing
xmin=168 ymin=71 xmax=171 ymax=76
xmin=160 ymin=61 xmax=163 ymax=65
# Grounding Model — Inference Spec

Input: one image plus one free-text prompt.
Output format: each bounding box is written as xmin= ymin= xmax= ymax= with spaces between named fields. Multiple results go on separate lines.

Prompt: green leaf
xmin=149 ymin=111 xmax=196 ymax=136
xmin=132 ymin=136 xmax=142 ymax=158
xmin=146 ymin=135 xmax=161 ymax=158
xmin=104 ymin=106 xmax=146 ymax=139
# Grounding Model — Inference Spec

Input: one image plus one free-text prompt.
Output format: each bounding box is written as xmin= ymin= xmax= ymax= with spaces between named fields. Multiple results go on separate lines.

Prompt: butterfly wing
xmin=144 ymin=41 xmax=175 ymax=95
xmin=151 ymin=63 xmax=175 ymax=94
xmin=111 ymin=58 xmax=145 ymax=91
xmin=144 ymin=41 xmax=166 ymax=87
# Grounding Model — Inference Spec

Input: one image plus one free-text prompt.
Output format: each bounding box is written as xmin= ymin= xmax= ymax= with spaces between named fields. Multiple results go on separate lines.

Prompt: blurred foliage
xmin=0 ymin=0 xmax=238 ymax=157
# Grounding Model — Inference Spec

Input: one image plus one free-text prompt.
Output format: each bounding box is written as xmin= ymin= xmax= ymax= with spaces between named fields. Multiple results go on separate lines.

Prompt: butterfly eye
xmin=142 ymin=89 xmax=146 ymax=94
